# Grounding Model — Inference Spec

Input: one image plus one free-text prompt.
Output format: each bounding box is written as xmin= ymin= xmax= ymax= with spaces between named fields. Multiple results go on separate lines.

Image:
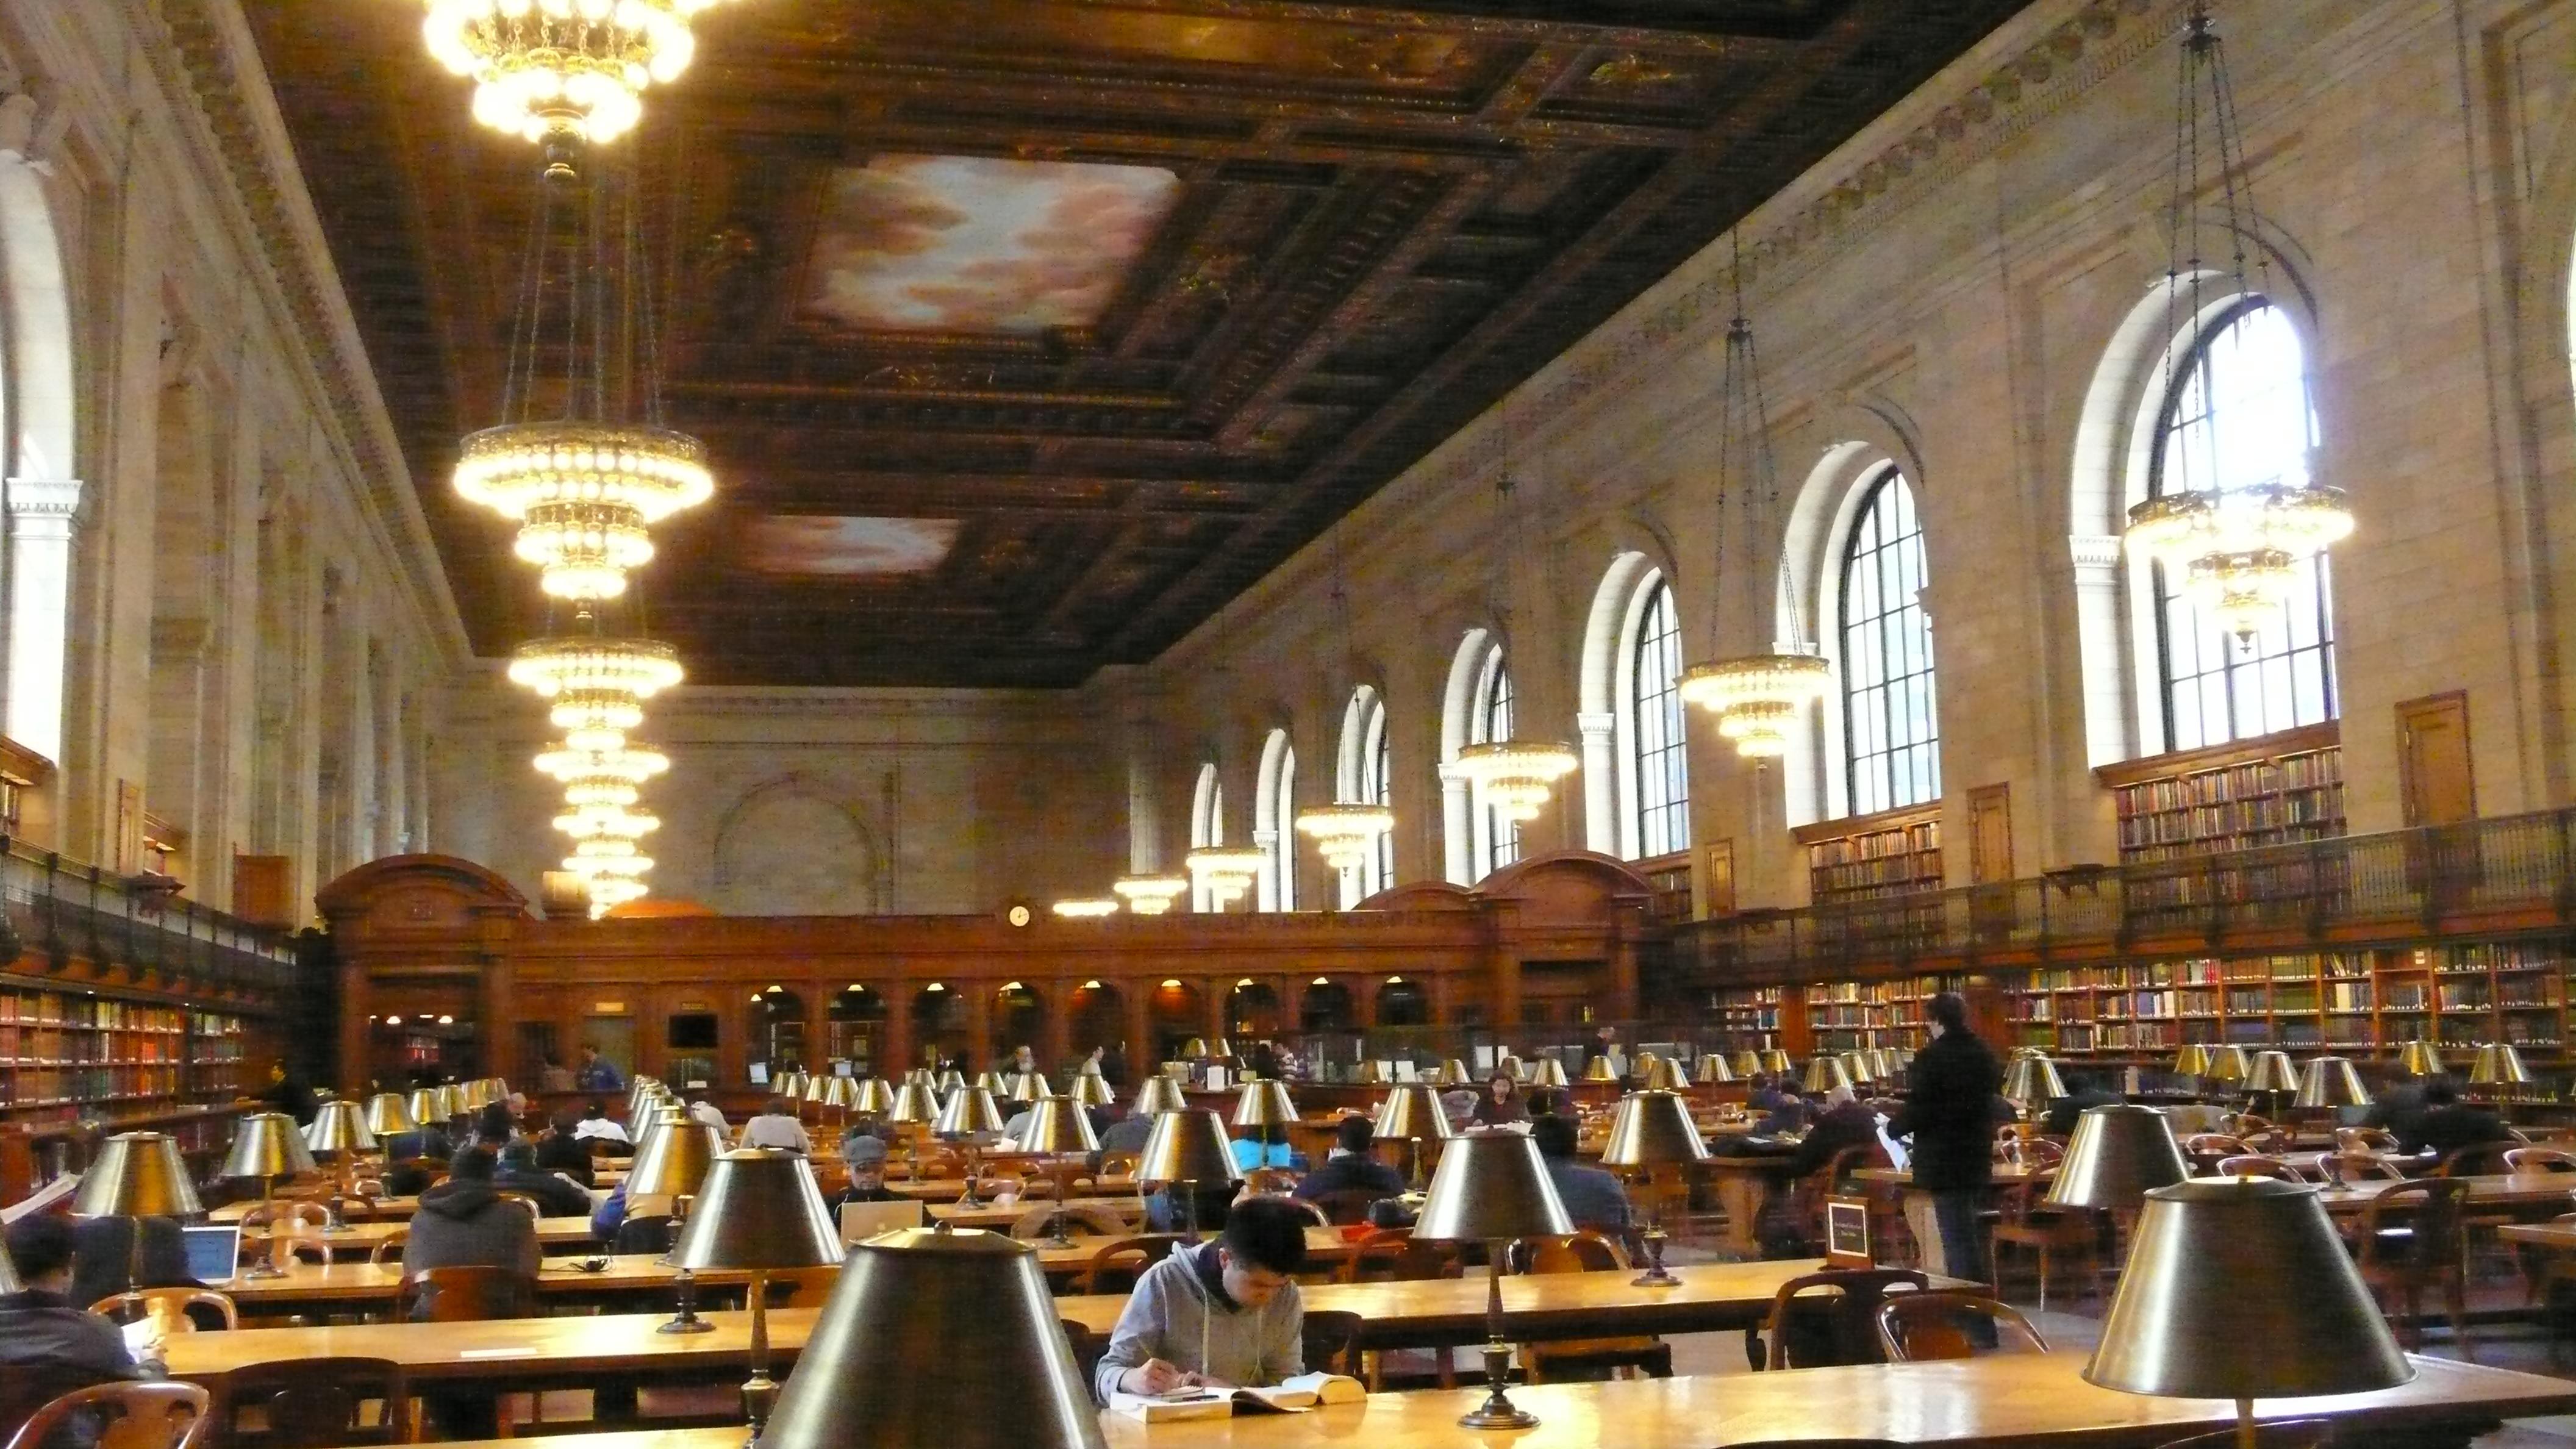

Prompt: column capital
xmin=2068 ymin=533 xmax=2123 ymax=576
xmin=5 ymin=476 xmax=82 ymax=523
xmin=1437 ymin=762 xmax=1471 ymax=788
xmin=1576 ymin=711 xmax=1617 ymax=740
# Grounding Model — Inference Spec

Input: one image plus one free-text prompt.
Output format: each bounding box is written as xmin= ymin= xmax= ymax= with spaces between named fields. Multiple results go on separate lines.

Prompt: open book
xmin=1107 ymin=1373 xmax=1364 ymax=1421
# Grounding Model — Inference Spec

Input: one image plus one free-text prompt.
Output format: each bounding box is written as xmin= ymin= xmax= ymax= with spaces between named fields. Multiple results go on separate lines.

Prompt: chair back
xmin=1007 ymin=1203 xmax=1129 ymax=1240
xmin=1761 ymin=1268 xmax=1928 ymax=1370
xmin=368 ymin=1230 xmax=410 ymax=1265
xmin=2438 ymin=1141 xmax=2519 ymax=1178
xmin=2325 ymin=1154 xmax=2409 ymax=1183
xmin=614 ymin=1214 xmax=675 ymax=1255
xmin=1097 ymin=1151 xmax=1140 ymax=1178
xmin=3 ymin=1381 xmax=209 ymax=1449
xmin=1077 ymin=1234 xmax=1186 ymax=1294
xmin=1309 ymin=1189 xmax=1386 ymax=1227
xmin=2182 ymin=1133 xmax=2251 ymax=1159
xmin=1059 ymin=1318 xmax=1110 ymax=1387
xmin=2359 ymin=1178 xmax=2472 ymax=1275
xmin=88 ymin=1288 xmax=239 ymax=1333
xmin=1998 ymin=1136 xmax=2065 ymax=1170
xmin=2503 ymin=1147 xmax=2576 ymax=1174
xmin=239 ymin=1202 xmax=329 ymax=1233
xmin=1873 ymin=1290 xmax=2049 ymax=1361
xmin=2214 ymin=1155 xmax=2297 ymax=1180
xmin=1509 ymin=1231 xmax=1626 ymax=1275
xmin=1300 ymin=1309 xmax=1365 ymax=1376
xmin=2335 ymin=1127 xmax=2399 ymax=1154
xmin=1336 ymin=1227 xmax=1454 ymax=1284
xmin=493 ymin=1192 xmax=546 ymax=1222
xmin=209 ymin=1358 xmax=407 ymax=1448
xmin=399 ymin=1264 xmax=534 ymax=1322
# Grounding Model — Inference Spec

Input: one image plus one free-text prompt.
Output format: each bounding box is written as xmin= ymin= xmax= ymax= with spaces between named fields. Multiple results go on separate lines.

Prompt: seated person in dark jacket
xmin=828 ymin=1137 xmax=904 ymax=1211
xmin=494 ymin=1140 xmax=596 ymax=1218
xmin=2395 ymin=1079 xmax=2512 ymax=1158
xmin=1290 ymin=1117 xmax=1406 ymax=1203
xmin=1095 ymin=1107 xmax=1155 ymax=1161
xmin=532 ymin=1113 xmax=596 ymax=1187
xmin=402 ymin=1148 xmax=538 ymax=1437
xmin=2042 ymin=1073 xmax=2124 ymax=1138
xmin=382 ymin=1120 xmax=456 ymax=1197
xmin=1531 ymin=1114 xmax=1632 ymax=1239
xmin=2 ymin=1214 xmax=165 ymax=1449
xmin=69 ymin=1217 xmax=208 ymax=1322
xmin=1787 ymin=1087 xmax=1887 ymax=1178
xmin=2364 ymin=1077 xmax=2432 ymax=1138
xmin=1146 ymin=1181 xmax=1239 ymax=1234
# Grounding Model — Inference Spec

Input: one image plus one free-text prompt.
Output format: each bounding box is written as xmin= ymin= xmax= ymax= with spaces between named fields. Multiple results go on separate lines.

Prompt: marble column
xmin=4 ymin=475 xmax=81 ymax=762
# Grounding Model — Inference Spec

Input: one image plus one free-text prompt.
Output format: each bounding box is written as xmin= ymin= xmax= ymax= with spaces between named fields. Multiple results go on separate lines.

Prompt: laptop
xmin=839 ymin=1199 xmax=925 ymax=1245
xmin=181 ymin=1224 xmax=241 ymax=1283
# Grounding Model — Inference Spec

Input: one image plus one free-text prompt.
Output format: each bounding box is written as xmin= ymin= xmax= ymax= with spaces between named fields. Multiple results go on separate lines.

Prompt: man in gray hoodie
xmin=1093 ymin=1196 xmax=1308 ymax=1403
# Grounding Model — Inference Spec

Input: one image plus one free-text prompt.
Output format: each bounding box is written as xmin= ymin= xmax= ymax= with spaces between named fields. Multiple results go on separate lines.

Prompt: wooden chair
xmin=2517 ymin=1210 xmax=2576 ymax=1311
xmin=1873 ymin=1290 xmax=2049 ymax=1361
xmin=1514 ymin=1233 xmax=1671 ymax=1384
xmin=1336 ymin=1228 xmax=1457 ymax=1285
xmin=246 ymin=1225 xmax=334 ymax=1273
xmin=1307 ymin=1188 xmax=1386 ymax=1227
xmin=2325 ymin=1154 xmax=2410 ymax=1184
xmin=239 ymin=1202 xmax=330 ymax=1233
xmin=2 ymin=1381 xmax=209 ymax=1449
xmin=1059 ymin=1318 xmax=1110 ymax=1389
xmin=2153 ymin=1420 xmax=2333 ymax=1448
xmin=492 ymin=1192 xmax=546 ymax=1222
xmin=88 ymin=1288 xmax=238 ymax=1333
xmin=1997 ymin=1136 xmax=2064 ymax=1171
xmin=2503 ymin=1147 xmax=2576 ymax=1173
xmin=396 ymin=1265 xmax=535 ymax=1322
xmin=1757 ymin=1268 xmax=1929 ymax=1370
xmin=2214 ymin=1155 xmax=2299 ymax=1180
xmin=2335 ymin=1127 xmax=2400 ymax=1154
xmin=1008 ymin=1203 xmax=1129 ymax=1240
xmin=209 ymin=1358 xmax=410 ymax=1448
xmin=1989 ymin=1172 xmax=2106 ymax=1312
xmin=2437 ymin=1141 xmax=2519 ymax=1178
xmin=1076 ymin=1235 xmax=1185 ymax=1294
xmin=1299 ymin=1310 xmax=1365 ymax=1378
xmin=1273 ymin=1197 xmax=1330 ymax=1228
xmin=368 ymin=1231 xmax=410 ymax=1265
xmin=2353 ymin=1178 xmax=2471 ymax=1353
xmin=2181 ymin=1134 xmax=2251 ymax=1173
xmin=1096 ymin=1151 xmax=1140 ymax=1178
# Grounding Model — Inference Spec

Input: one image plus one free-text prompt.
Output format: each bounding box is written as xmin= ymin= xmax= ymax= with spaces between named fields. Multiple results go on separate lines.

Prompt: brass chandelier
xmin=421 ymin=0 xmax=748 ymax=148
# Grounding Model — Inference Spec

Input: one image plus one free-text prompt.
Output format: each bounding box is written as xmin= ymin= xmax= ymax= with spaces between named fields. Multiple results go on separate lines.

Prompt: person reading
xmin=1095 ymin=1196 xmax=1309 ymax=1404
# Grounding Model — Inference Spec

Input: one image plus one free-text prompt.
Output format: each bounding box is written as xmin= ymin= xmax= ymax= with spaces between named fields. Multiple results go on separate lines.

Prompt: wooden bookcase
xmin=1806 ymin=973 xmax=1950 ymax=1055
xmin=0 ymin=985 xmax=250 ymax=1118
xmin=1639 ymin=853 xmax=1694 ymax=925
xmin=2097 ymin=722 xmax=2345 ymax=864
xmin=1706 ymin=986 xmax=1785 ymax=1052
xmin=1796 ymin=804 xmax=1944 ymax=906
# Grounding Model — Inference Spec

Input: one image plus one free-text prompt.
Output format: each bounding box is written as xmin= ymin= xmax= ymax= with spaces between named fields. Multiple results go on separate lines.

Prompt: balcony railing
xmin=1669 ymin=807 xmax=2576 ymax=983
xmin=0 ymin=837 xmax=299 ymax=998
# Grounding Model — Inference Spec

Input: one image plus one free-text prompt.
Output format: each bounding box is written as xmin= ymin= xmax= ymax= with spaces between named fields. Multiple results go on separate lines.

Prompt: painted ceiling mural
xmin=802 ymin=156 xmax=1182 ymax=334
xmin=742 ymin=515 xmax=962 ymax=576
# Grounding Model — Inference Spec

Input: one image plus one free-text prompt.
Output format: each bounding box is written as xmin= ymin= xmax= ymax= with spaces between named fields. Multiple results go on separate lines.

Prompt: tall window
xmin=1274 ymin=744 xmax=1297 ymax=911
xmin=2152 ymin=299 xmax=2335 ymax=751
xmin=1189 ymin=762 xmax=1223 ymax=912
xmin=1631 ymin=579 xmax=1689 ymax=856
xmin=1841 ymin=468 xmax=1940 ymax=816
xmin=1471 ymin=644 xmax=1520 ymax=873
xmin=1358 ymin=696 xmax=1392 ymax=898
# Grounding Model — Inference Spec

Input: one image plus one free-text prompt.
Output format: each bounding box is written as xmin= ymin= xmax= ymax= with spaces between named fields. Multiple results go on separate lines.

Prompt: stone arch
xmin=0 ymin=126 xmax=81 ymax=762
xmin=1252 ymin=725 xmax=1293 ymax=911
xmin=1435 ymin=627 xmax=1495 ymax=885
xmin=1778 ymin=425 xmax=1922 ymax=828
xmin=1575 ymin=548 xmax=1678 ymax=859
xmin=710 ymin=777 xmax=881 ymax=915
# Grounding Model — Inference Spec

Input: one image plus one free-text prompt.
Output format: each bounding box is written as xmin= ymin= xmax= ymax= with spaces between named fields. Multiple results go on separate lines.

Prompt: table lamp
xmin=1639 ymin=1057 xmax=1686 ymax=1092
xmin=1414 ymin=1129 xmax=1573 ymax=1429
xmin=632 ymin=1104 xmax=685 ymax=1157
xmin=1866 ymin=1046 xmax=1900 ymax=1082
xmin=2244 ymin=1049 xmax=2299 ymax=1105
xmin=2203 ymin=1044 xmax=2250 ymax=1085
xmin=851 ymin=1078 xmax=895 ymax=1117
xmin=2395 ymin=1040 xmax=2444 ymax=1077
xmin=405 ymin=1087 xmax=442 ymax=1127
xmin=1350 ymin=1060 xmax=1384 ymax=1086
xmin=71 ymin=1131 xmax=204 ymax=1293
xmin=1372 ymin=1082 xmax=1454 ymax=1190
xmin=1529 ymin=1057 xmax=1570 ymax=1090
xmin=1434 ymin=1059 xmax=1472 ymax=1087
xmin=459 ymin=1079 xmax=494 ymax=1112
xmin=1207 ymin=1037 xmax=1234 ymax=1062
xmin=1583 ymin=1054 xmax=1619 ymax=1083
xmin=974 ymin=1070 xmax=1009 ymax=1097
xmin=776 ymin=1070 xmax=807 ymax=1103
xmin=1007 ymin=1070 xmax=1053 ymax=1103
xmin=762 ymin=1225 xmax=1106 ymax=1449
xmin=432 ymin=1084 xmax=464 ymax=1120
xmin=817 ymin=1075 xmax=856 ymax=1130
xmin=2084 ymin=1177 xmax=2411 ymax=1449
xmin=1802 ymin=1054 xmax=1854 ymax=1097
xmin=938 ymin=1069 xmax=967 ymax=1095
xmin=1841 ymin=1050 xmax=1878 ymax=1087
xmin=934 ymin=1086 xmax=1008 ymax=1208
xmin=1756 ymin=1047 xmax=1794 ymax=1076
xmin=903 ymin=1067 xmax=934 ymax=1089
xmin=2294 ymin=1056 xmax=2372 ymax=1112
xmin=1136 ymin=1108 xmax=1243 ymax=1243
xmin=1071 ymin=1068 xmax=1114 ymax=1107
xmin=2045 ymin=1104 xmax=2189 ymax=1212
xmin=1132 ymin=1075 xmax=1187 ymax=1114
xmin=1693 ymin=1053 xmax=1734 ymax=1085
xmin=2171 ymin=1043 xmax=2211 ymax=1081
xmin=1599 ymin=1090 xmax=1708 ymax=1286
xmin=361 ymin=1092 xmax=417 ymax=1137
xmin=884 ymin=1081 xmax=940 ymax=1177
xmin=668 ymin=1149 xmax=845 ymax=1447
xmin=2470 ymin=1041 xmax=2532 ymax=1086
xmin=306 ymin=1100 xmax=377 ymax=1232
xmin=1180 ymin=1037 xmax=1209 ymax=1060
xmin=2002 ymin=1051 xmax=2066 ymax=1136
xmin=1233 ymin=1078 xmax=1298 ymax=1131
xmin=631 ymin=1116 xmax=728 ymax=1333
xmin=1015 ymin=1098 xmax=1103 ymax=1247
xmin=220 ymin=1113 xmax=319 ymax=1278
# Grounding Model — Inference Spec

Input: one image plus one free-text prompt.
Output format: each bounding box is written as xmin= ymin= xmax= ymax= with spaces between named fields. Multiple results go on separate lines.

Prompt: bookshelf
xmin=1795 ymin=804 xmax=1944 ymax=906
xmin=2097 ymin=722 xmax=2345 ymax=865
xmin=1806 ymin=973 xmax=1950 ymax=1055
xmin=0 ymin=985 xmax=251 ymax=1120
xmin=1640 ymin=854 xmax=1693 ymax=925
xmin=1708 ymin=986 xmax=1784 ymax=1051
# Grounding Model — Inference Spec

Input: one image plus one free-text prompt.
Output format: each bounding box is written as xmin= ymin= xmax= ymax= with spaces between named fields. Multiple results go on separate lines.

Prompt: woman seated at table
xmin=1095 ymin=1197 xmax=1309 ymax=1403
xmin=1473 ymin=1073 xmax=1529 ymax=1126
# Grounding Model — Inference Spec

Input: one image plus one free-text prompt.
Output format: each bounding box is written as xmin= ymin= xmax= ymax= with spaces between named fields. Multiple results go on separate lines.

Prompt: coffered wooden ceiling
xmin=248 ymin=0 xmax=2027 ymax=687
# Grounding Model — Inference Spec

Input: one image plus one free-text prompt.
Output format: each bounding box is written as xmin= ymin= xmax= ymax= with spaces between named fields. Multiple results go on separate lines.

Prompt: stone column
xmin=881 ymin=993 xmax=914 ymax=1083
xmin=1576 ymin=710 xmax=1618 ymax=853
xmin=4 ymin=476 xmax=81 ymax=764
xmin=1123 ymin=984 xmax=1153 ymax=1073
xmin=965 ymin=982 xmax=993 ymax=1073
xmin=1439 ymin=763 xmax=1472 ymax=885
xmin=1040 ymin=986 xmax=1071 ymax=1073
xmin=1251 ymin=827 xmax=1280 ymax=912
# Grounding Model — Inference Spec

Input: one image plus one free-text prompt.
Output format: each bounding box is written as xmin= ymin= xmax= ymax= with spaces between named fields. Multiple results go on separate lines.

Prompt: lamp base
xmin=1631 ymin=1226 xmax=1679 ymax=1288
xmin=242 ymin=1260 xmax=289 ymax=1280
xmin=657 ymin=1313 xmax=716 ymax=1335
xmin=1456 ymin=1339 xmax=1535 ymax=1430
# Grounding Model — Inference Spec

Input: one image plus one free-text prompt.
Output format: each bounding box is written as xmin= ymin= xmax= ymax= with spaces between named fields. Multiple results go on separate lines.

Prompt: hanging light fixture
xmin=1451 ymin=741 xmax=1580 ymax=823
xmin=1294 ymin=536 xmax=1397 ymax=886
xmin=1051 ymin=899 xmax=1120 ymax=918
xmin=1681 ymin=237 xmax=1830 ymax=758
xmin=1184 ymin=845 xmax=1267 ymax=909
xmin=2121 ymin=2 xmax=2352 ymax=644
xmin=420 ymin=0 xmax=747 ymax=148
xmin=507 ymin=635 xmax=684 ymax=751
xmin=1111 ymin=875 xmax=1188 ymax=915
xmin=536 ymin=741 xmax=671 ymax=807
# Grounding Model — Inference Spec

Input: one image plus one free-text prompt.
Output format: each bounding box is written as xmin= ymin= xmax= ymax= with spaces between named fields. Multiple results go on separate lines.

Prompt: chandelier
xmin=1111 ymin=875 xmax=1189 ymax=915
xmin=507 ymin=635 xmax=683 ymax=750
xmin=1184 ymin=846 xmax=1267 ymax=909
xmin=1683 ymin=273 xmax=1834 ymax=760
xmin=457 ymin=426 xmax=713 ymax=600
xmin=1051 ymin=899 xmax=1120 ymax=919
xmin=2123 ymin=3 xmax=2353 ymax=642
xmin=1452 ymin=741 xmax=1580 ymax=825
xmin=1293 ymin=803 xmax=1395 ymax=874
xmin=553 ymin=801 xmax=661 ymax=842
xmin=420 ymin=0 xmax=744 ymax=147
xmin=535 ymin=741 xmax=670 ymax=807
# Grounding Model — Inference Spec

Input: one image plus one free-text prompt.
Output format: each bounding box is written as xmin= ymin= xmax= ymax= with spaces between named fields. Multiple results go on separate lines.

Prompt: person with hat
xmin=829 ymin=1134 xmax=901 ymax=1211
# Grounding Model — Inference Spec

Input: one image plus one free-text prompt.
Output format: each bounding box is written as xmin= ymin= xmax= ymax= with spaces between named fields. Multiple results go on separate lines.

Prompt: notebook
xmin=181 ymin=1224 xmax=241 ymax=1282
xmin=1107 ymin=1373 xmax=1365 ymax=1421
xmin=839 ymin=1199 xmax=926 ymax=1244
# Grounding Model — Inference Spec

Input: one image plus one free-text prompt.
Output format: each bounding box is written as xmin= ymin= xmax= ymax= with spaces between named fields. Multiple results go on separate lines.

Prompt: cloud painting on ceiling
xmin=743 ymin=516 xmax=962 ymax=577
xmin=803 ymin=155 xmax=1182 ymax=333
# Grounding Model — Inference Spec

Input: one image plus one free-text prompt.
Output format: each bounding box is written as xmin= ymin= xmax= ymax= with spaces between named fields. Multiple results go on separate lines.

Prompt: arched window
xmin=1470 ymin=643 xmax=1520 ymax=875
xmin=1839 ymin=468 xmax=1939 ymax=816
xmin=2150 ymin=300 xmax=2334 ymax=751
xmin=1367 ymin=701 xmax=1392 ymax=893
xmin=1339 ymin=687 xmax=1393 ymax=903
xmin=1189 ymin=762 xmax=1223 ymax=912
xmin=1629 ymin=579 xmax=1689 ymax=856
xmin=1254 ymin=734 xmax=1298 ymax=912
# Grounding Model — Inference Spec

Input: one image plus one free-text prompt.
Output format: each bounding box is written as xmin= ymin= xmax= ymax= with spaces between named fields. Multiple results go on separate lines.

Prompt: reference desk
xmin=403 ymin=1354 xmax=2576 ymax=1449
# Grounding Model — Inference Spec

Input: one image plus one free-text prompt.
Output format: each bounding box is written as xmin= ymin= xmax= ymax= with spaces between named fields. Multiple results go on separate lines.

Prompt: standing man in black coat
xmin=1886 ymin=991 xmax=2003 ymax=1284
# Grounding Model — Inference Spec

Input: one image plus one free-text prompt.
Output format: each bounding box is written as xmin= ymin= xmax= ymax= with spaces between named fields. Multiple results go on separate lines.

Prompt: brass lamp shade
xmin=2002 ymin=1053 xmax=2067 ymax=1111
xmin=2085 ymin=1178 xmax=2412 ymax=1402
xmin=406 ymin=1088 xmax=442 ymax=1125
xmin=1232 ymin=1079 xmax=1298 ymax=1128
xmin=2244 ymin=1050 xmax=2300 ymax=1095
xmin=222 ymin=1112 xmax=318 ymax=1182
xmin=776 ymin=1071 xmax=808 ymax=1102
xmin=1007 ymin=1070 xmax=1053 ymax=1101
xmin=934 ymin=1087 xmax=1007 ymax=1139
xmin=1351 ymin=1061 xmax=1385 ymax=1085
xmin=886 ymin=1083 xmax=940 ymax=1125
xmin=1071 ymin=1070 xmax=1114 ymax=1107
xmin=307 ymin=1100 xmax=377 ymax=1156
xmin=1638 ymin=1057 xmax=1686 ymax=1092
xmin=762 ymin=1227 xmax=1107 ymax=1449
xmin=2172 ymin=1043 xmax=2212 ymax=1077
xmin=974 ymin=1071 xmax=1009 ymax=1096
xmin=851 ymin=1079 xmax=896 ymax=1115
xmin=1600 ymin=1091 xmax=1709 ymax=1167
xmin=459 ymin=1080 xmax=495 ymax=1111
xmin=1017 ymin=1098 xmax=1099 ymax=1154
xmin=1694 ymin=1053 xmax=1735 ymax=1084
xmin=1136 ymin=1109 xmax=1243 ymax=1187
xmin=2470 ymin=1042 xmax=2533 ymax=1086
xmin=670 ymin=1151 xmax=844 ymax=1272
xmin=71 ymin=1132 xmax=203 ymax=1218
xmin=1729 ymin=1050 xmax=1761 ymax=1077
xmin=362 ymin=1093 xmax=417 ymax=1136
xmin=937 ymin=1070 xmax=967 ymax=1094
xmin=1758 ymin=1048 xmax=1794 ymax=1075
xmin=803 ymin=1074 xmax=833 ymax=1103
xmin=2203 ymin=1045 xmax=2251 ymax=1083
xmin=2395 ymin=1040 xmax=2444 ymax=1076
xmin=1837 ymin=1050 xmax=1874 ymax=1084
xmin=1414 ymin=1129 xmax=1573 ymax=1243
xmin=1372 ymin=1082 xmax=1455 ymax=1143
xmin=810 ymin=1076 xmax=851 ymax=1111
xmin=1583 ymin=1055 xmax=1619 ymax=1083
xmin=1528 ymin=1058 xmax=1570 ymax=1089
xmin=1435 ymin=1059 xmax=1472 ymax=1087
xmin=1801 ymin=1054 xmax=1853 ymax=1096
xmin=1131 ymin=1076 xmax=1187 ymax=1114
xmin=1866 ymin=1048 xmax=1899 ymax=1081
xmin=431 ymin=1084 xmax=464 ymax=1120
xmin=2294 ymin=1056 xmax=2373 ymax=1109
xmin=1180 ymin=1037 xmax=1209 ymax=1059
xmin=629 ymin=1118 xmax=726 ymax=1198
xmin=2045 ymin=1105 xmax=2189 ymax=1211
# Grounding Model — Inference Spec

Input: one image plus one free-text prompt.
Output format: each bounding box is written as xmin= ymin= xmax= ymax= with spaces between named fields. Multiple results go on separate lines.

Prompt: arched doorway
xmin=992 ymin=981 xmax=1045 ymax=1068
xmin=1068 ymin=981 xmax=1125 ymax=1066
xmin=1226 ymin=979 xmax=1281 ymax=1039
xmin=826 ymin=985 xmax=887 ymax=1075
xmin=911 ymin=983 xmax=967 ymax=1072
xmin=747 ymin=986 xmax=808 ymax=1076
xmin=1147 ymin=979 xmax=1203 ymax=1064
xmin=1300 ymin=980 xmax=1356 ymax=1034
xmin=1376 ymin=977 xmax=1429 ymax=1028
